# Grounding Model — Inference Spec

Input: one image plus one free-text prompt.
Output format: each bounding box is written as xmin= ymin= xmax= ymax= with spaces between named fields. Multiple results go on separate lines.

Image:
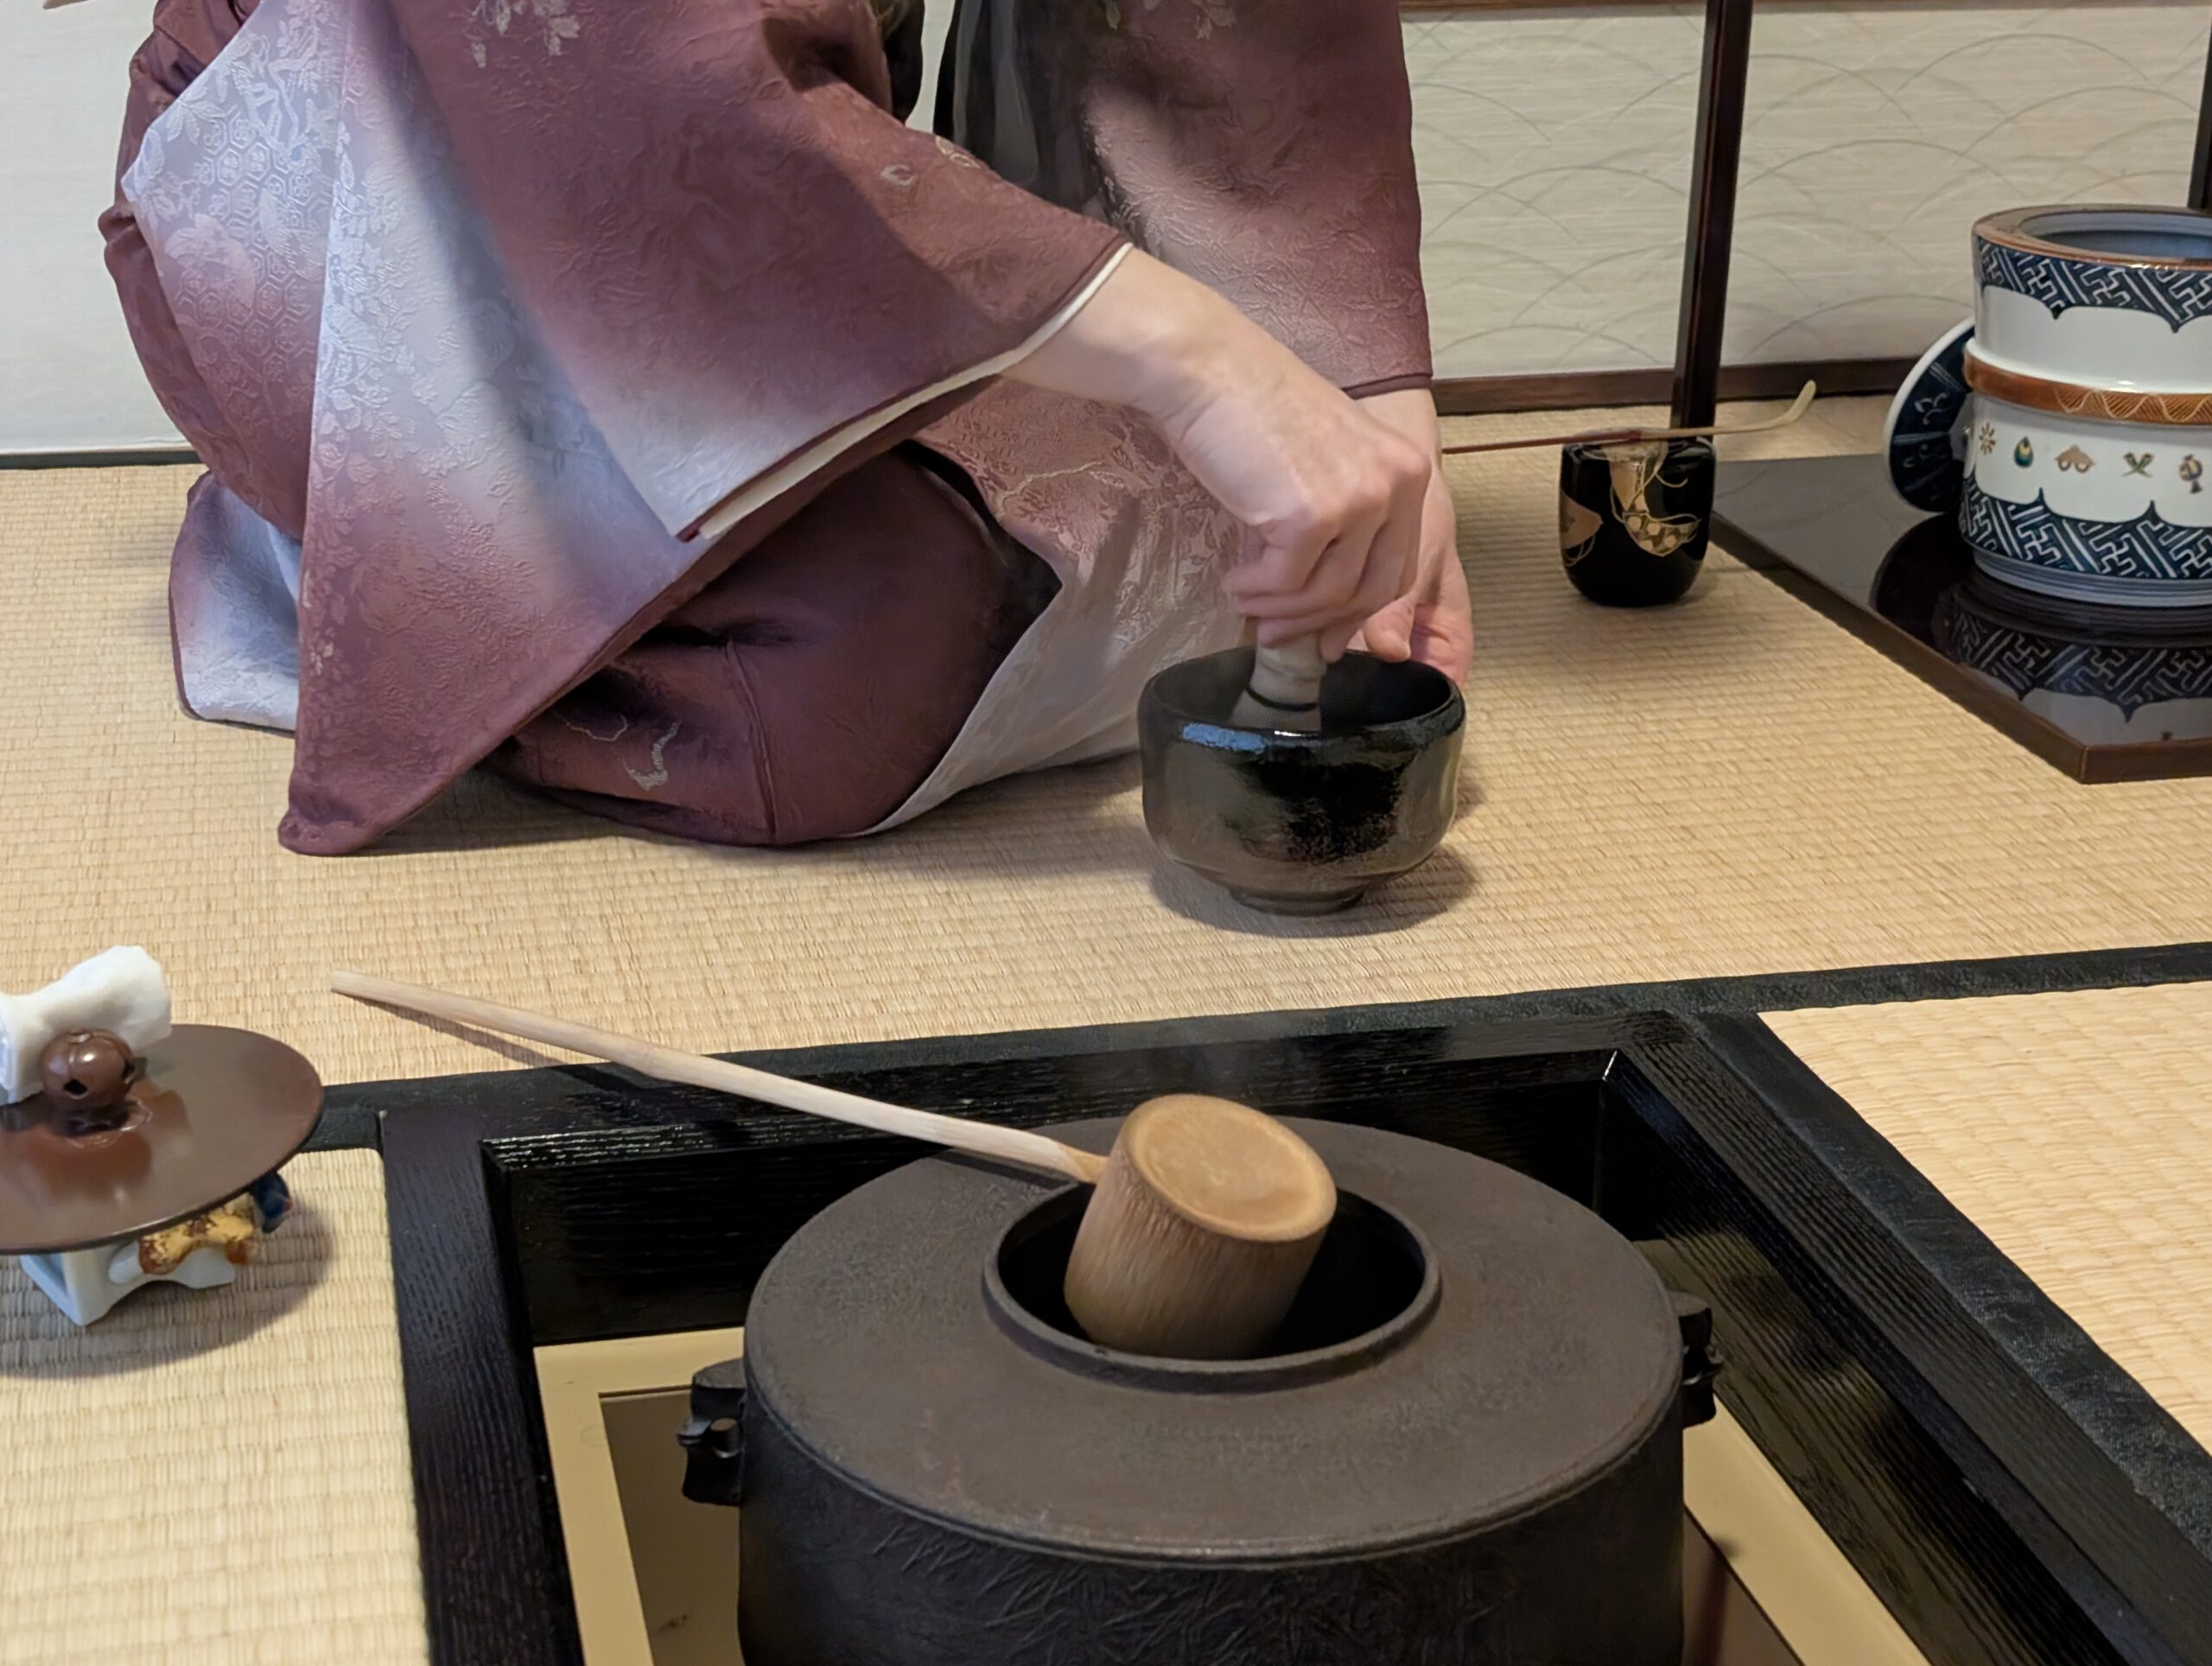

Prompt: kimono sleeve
xmin=386 ymin=0 xmax=1129 ymax=540
xmin=940 ymin=0 xmax=1431 ymax=397
xmin=122 ymin=0 xmax=1128 ymax=855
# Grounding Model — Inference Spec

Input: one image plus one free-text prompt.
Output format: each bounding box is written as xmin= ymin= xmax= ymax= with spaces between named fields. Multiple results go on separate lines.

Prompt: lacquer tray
xmin=330 ymin=1007 xmax=2212 ymax=1665
xmin=1713 ymin=453 xmax=2212 ymax=783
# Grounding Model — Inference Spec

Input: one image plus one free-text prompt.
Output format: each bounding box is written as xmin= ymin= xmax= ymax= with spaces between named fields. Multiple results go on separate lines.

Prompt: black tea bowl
xmin=1137 ymin=648 xmax=1465 ymax=915
xmin=1559 ymin=436 xmax=1714 ymax=607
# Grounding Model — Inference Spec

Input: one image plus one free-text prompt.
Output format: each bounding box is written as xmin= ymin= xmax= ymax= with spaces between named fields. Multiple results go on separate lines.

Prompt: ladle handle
xmin=330 ymin=970 xmax=1107 ymax=1183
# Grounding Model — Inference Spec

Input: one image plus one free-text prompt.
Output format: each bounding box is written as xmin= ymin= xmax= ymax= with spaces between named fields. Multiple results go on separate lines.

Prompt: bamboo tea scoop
xmin=331 ymin=972 xmax=1336 ymax=1359
xmin=1440 ymin=378 xmax=1816 ymax=457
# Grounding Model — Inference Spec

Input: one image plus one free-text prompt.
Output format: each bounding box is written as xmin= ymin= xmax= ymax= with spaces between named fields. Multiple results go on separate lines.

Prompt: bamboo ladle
xmin=1226 ymin=384 xmax=1816 ymax=730
xmin=330 ymin=971 xmax=1334 ymax=1359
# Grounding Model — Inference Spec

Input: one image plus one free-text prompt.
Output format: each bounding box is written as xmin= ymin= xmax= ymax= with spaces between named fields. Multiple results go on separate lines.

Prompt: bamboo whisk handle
xmin=1230 ymin=637 xmax=1326 ymax=731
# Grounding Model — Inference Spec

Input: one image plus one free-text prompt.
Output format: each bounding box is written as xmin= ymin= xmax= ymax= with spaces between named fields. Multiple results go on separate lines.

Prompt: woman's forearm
xmin=1008 ymin=248 xmax=1433 ymax=659
xmin=1009 ymin=250 xmax=1253 ymax=434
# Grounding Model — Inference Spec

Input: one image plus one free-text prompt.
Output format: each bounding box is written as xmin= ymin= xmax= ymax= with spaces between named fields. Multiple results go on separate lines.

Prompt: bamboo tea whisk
xmin=1230 ymin=638 xmax=1327 ymax=732
xmin=332 ymin=972 xmax=1336 ymax=1359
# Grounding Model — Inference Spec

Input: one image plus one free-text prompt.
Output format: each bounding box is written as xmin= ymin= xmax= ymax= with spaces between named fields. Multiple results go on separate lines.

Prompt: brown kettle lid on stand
xmin=0 ymin=1026 xmax=323 ymax=1255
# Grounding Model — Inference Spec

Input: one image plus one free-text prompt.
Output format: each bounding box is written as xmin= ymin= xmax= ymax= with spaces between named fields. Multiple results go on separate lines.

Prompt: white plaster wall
xmin=1 ymin=1 xmax=2203 ymax=449
xmin=0 ymin=1 xmax=180 ymax=453
xmin=1410 ymin=3 xmax=2205 ymax=378
xmin=0 ymin=0 xmax=954 ymax=455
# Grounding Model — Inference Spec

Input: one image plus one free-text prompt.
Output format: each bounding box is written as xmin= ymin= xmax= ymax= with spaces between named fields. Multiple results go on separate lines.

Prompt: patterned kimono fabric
xmin=103 ymin=0 xmax=1430 ymax=852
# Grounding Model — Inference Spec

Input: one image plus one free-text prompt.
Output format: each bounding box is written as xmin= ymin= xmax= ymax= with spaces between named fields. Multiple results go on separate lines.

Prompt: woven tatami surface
xmin=3 ymin=396 xmax=2205 ymax=1084
xmin=0 ymin=1150 xmax=425 ymax=1664
xmin=1770 ymin=984 xmax=2212 ymax=1452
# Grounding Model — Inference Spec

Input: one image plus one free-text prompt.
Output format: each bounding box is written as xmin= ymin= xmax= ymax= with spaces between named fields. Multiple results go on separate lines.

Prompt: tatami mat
xmin=1769 ymin=986 xmax=2212 ymax=1451
xmin=4 ymin=404 xmax=2204 ymax=1662
xmin=3 ymin=396 xmax=2207 ymax=1090
xmin=0 ymin=1149 xmax=426 ymax=1665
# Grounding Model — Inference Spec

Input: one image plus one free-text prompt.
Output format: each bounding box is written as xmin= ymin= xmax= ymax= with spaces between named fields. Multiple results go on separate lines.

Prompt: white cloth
xmin=0 ymin=948 xmax=174 ymax=1104
xmin=171 ymin=484 xmax=305 ymax=732
xmin=862 ymin=388 xmax=1249 ymax=833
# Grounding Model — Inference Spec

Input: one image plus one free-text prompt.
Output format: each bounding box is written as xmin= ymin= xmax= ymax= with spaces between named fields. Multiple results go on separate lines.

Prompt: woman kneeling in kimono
xmin=99 ymin=0 xmax=1471 ymax=854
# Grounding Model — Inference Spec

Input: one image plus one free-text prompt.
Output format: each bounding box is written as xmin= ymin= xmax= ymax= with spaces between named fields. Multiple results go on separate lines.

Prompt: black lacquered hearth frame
xmin=315 ymin=944 xmax=2212 ymax=1666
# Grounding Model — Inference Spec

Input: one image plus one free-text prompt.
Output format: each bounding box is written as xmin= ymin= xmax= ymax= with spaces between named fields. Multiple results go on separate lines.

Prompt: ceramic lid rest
xmin=0 ymin=1025 xmax=322 ymax=1254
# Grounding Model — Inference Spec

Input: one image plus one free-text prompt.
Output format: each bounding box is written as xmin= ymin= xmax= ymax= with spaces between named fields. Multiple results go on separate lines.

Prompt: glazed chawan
xmin=1137 ymin=648 xmax=1465 ymax=915
xmin=686 ymin=1118 xmax=1708 ymax=1666
xmin=1974 ymin=206 xmax=2212 ymax=393
xmin=1558 ymin=437 xmax=1713 ymax=606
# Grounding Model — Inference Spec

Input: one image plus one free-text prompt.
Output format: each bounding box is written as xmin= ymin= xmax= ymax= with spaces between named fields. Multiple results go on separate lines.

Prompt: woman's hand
xmin=1351 ymin=388 xmax=1473 ymax=685
xmin=1014 ymin=251 xmax=1432 ymax=660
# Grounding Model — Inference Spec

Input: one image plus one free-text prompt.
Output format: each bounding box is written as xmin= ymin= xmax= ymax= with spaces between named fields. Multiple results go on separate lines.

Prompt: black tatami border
xmin=306 ymin=935 xmax=2212 ymax=1135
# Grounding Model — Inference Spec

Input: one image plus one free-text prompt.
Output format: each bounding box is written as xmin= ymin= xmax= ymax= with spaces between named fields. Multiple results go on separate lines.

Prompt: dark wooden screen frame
xmin=1672 ymin=0 xmax=1756 ymax=427
xmin=1669 ymin=0 xmax=2212 ymax=426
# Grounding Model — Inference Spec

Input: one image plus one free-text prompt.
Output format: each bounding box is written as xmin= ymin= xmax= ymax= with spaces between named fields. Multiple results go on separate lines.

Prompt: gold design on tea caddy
xmin=1977 ymin=423 xmax=1997 ymax=456
xmin=1559 ymin=493 xmax=1604 ymax=567
xmin=1599 ymin=442 xmax=1704 ymax=559
xmin=2126 ymin=452 xmax=2154 ymax=476
xmin=2056 ymin=445 xmax=2094 ymax=474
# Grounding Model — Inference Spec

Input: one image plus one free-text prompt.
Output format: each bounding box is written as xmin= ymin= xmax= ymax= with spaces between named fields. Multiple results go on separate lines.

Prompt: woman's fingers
xmin=1345 ymin=394 xmax=1467 ymax=677
xmin=1358 ymin=594 xmax=1417 ymax=661
xmin=1224 ymin=467 xmax=1395 ymax=611
xmin=1366 ymin=463 xmax=1428 ymax=611
xmin=1409 ymin=539 xmax=1475 ymax=684
xmin=1254 ymin=612 xmax=1367 ymax=661
xmin=1319 ymin=617 xmax=1368 ymax=661
xmin=1229 ymin=525 xmax=1374 ymax=618
xmin=1226 ymin=455 xmax=1423 ymax=628
xmin=1248 ymin=540 xmax=1414 ymax=639
xmin=1227 ymin=530 xmax=1356 ymax=613
xmin=1222 ymin=525 xmax=1332 ymax=607
xmin=1022 ymin=251 xmax=1442 ymax=648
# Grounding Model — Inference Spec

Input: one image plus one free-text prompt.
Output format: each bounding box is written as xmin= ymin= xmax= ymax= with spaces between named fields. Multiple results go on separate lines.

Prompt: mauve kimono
xmin=100 ymin=0 xmax=1430 ymax=854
